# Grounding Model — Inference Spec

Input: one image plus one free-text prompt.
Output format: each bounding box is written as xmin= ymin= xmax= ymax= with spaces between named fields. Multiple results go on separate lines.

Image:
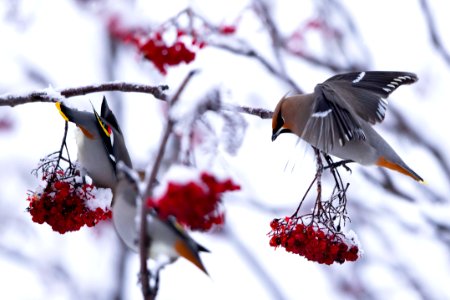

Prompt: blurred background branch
xmin=1 ymin=1 xmax=449 ymax=300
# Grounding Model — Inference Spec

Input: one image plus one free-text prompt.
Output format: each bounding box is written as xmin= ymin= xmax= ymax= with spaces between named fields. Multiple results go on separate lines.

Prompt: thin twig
xmin=312 ymin=148 xmax=324 ymax=217
xmin=112 ymin=242 xmax=129 ymax=300
xmin=221 ymin=103 xmax=273 ymax=119
xmin=139 ymin=70 xmax=198 ymax=299
xmin=210 ymin=42 xmax=303 ymax=93
xmin=252 ymin=0 xmax=288 ymax=76
xmin=419 ymin=0 xmax=450 ymax=67
xmin=292 ymin=174 xmax=318 ymax=217
xmin=361 ymin=169 xmax=415 ymax=202
xmin=54 ymin=121 xmax=70 ymax=177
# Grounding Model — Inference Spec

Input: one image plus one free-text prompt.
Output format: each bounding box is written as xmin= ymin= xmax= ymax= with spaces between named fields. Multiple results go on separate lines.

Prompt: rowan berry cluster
xmin=109 ymin=16 xmax=237 ymax=74
xmin=27 ymin=169 xmax=111 ymax=234
xmin=268 ymin=217 xmax=359 ymax=265
xmin=148 ymin=172 xmax=240 ymax=231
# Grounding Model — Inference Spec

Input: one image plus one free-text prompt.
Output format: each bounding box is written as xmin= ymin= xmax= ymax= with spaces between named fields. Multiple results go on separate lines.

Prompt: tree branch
xmin=1 ymin=81 xmax=275 ymax=121
xmin=0 ymin=82 xmax=169 ymax=107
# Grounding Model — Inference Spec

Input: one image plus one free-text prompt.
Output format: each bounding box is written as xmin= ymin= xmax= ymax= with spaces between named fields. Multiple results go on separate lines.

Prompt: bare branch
xmin=221 ymin=103 xmax=273 ymax=119
xmin=210 ymin=42 xmax=303 ymax=93
xmin=1 ymin=81 xmax=275 ymax=122
xmin=139 ymin=70 xmax=198 ymax=299
xmin=390 ymin=106 xmax=450 ymax=187
xmin=221 ymin=224 xmax=286 ymax=299
xmin=252 ymin=0 xmax=288 ymax=76
xmin=112 ymin=242 xmax=130 ymax=300
xmin=420 ymin=0 xmax=450 ymax=67
xmin=0 ymin=82 xmax=169 ymax=107
xmin=361 ymin=169 xmax=415 ymax=202
xmin=283 ymin=47 xmax=362 ymax=73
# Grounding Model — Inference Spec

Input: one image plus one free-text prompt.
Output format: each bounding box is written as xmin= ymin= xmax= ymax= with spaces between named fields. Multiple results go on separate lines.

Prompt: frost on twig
xmin=0 ymin=83 xmax=169 ymax=107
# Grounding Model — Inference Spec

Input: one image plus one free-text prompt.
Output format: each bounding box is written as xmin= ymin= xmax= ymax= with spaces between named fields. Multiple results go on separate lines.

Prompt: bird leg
xmin=323 ymin=154 xmax=353 ymax=173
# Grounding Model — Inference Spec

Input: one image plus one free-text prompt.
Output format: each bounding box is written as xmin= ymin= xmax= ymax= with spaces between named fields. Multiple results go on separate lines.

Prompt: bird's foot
xmin=325 ymin=159 xmax=353 ymax=173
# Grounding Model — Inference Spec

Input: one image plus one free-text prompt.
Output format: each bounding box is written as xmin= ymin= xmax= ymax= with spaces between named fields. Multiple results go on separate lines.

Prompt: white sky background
xmin=1 ymin=0 xmax=450 ymax=299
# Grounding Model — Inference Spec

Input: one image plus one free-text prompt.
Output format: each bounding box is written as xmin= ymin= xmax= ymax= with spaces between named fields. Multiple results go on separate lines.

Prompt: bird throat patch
xmin=78 ymin=125 xmax=95 ymax=139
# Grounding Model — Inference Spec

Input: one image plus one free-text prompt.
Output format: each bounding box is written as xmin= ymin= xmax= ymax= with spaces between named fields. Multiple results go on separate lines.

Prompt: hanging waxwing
xmin=55 ymin=97 xmax=132 ymax=188
xmin=272 ymin=71 xmax=423 ymax=182
xmin=112 ymin=166 xmax=209 ymax=274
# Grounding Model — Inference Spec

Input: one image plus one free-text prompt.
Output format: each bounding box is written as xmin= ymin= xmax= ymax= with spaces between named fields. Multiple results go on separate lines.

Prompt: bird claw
xmin=324 ymin=158 xmax=353 ymax=173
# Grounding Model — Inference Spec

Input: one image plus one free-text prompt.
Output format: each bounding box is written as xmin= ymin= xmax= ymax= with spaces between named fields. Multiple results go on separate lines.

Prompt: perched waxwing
xmin=112 ymin=167 xmax=209 ymax=274
xmin=272 ymin=71 xmax=423 ymax=182
xmin=55 ymin=97 xmax=132 ymax=188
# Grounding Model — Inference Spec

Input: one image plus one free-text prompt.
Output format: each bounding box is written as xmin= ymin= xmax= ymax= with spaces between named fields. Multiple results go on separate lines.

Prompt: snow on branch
xmin=1 ymin=81 xmax=274 ymax=120
xmin=0 ymin=82 xmax=169 ymax=107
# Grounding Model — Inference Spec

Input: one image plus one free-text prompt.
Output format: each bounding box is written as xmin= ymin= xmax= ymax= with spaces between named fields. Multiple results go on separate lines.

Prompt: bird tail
xmin=376 ymin=156 xmax=424 ymax=182
xmin=55 ymin=102 xmax=72 ymax=122
xmin=55 ymin=102 xmax=95 ymax=139
xmin=174 ymin=240 xmax=209 ymax=275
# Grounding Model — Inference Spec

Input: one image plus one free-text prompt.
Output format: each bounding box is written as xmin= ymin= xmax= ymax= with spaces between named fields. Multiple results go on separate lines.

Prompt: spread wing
xmin=302 ymin=71 xmax=417 ymax=152
xmin=323 ymin=71 xmax=417 ymax=124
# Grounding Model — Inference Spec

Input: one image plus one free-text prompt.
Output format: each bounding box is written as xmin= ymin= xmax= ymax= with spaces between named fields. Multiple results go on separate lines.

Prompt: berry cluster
xmin=108 ymin=15 xmax=238 ymax=75
xmin=27 ymin=170 xmax=111 ymax=234
xmin=148 ymin=172 xmax=240 ymax=231
xmin=268 ymin=217 xmax=359 ymax=265
xmin=109 ymin=19 xmax=202 ymax=75
xmin=138 ymin=30 xmax=200 ymax=75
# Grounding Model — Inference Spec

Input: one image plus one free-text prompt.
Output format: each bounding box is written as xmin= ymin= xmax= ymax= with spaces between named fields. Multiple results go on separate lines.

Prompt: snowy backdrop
xmin=1 ymin=0 xmax=450 ymax=299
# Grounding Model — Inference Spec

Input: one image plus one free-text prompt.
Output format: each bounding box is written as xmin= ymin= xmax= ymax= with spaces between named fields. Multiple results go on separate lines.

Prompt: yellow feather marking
xmin=55 ymin=102 xmax=69 ymax=121
xmin=95 ymin=113 xmax=111 ymax=137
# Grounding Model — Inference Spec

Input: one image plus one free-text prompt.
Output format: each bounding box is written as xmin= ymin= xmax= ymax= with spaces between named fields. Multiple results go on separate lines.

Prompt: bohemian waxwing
xmin=112 ymin=167 xmax=209 ymax=274
xmin=55 ymin=97 xmax=133 ymax=188
xmin=272 ymin=71 xmax=423 ymax=182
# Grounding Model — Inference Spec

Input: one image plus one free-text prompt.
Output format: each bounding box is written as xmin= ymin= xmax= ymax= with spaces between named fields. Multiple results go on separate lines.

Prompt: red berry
xmin=219 ymin=25 xmax=236 ymax=35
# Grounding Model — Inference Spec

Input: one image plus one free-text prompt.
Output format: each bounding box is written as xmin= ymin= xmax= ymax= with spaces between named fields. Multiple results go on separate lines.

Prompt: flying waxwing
xmin=112 ymin=167 xmax=209 ymax=274
xmin=55 ymin=97 xmax=133 ymax=188
xmin=272 ymin=71 xmax=423 ymax=182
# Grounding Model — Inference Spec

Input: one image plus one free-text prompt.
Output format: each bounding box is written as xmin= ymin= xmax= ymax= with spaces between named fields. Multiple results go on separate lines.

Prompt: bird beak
xmin=272 ymin=127 xmax=292 ymax=141
xmin=271 ymin=131 xmax=279 ymax=142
